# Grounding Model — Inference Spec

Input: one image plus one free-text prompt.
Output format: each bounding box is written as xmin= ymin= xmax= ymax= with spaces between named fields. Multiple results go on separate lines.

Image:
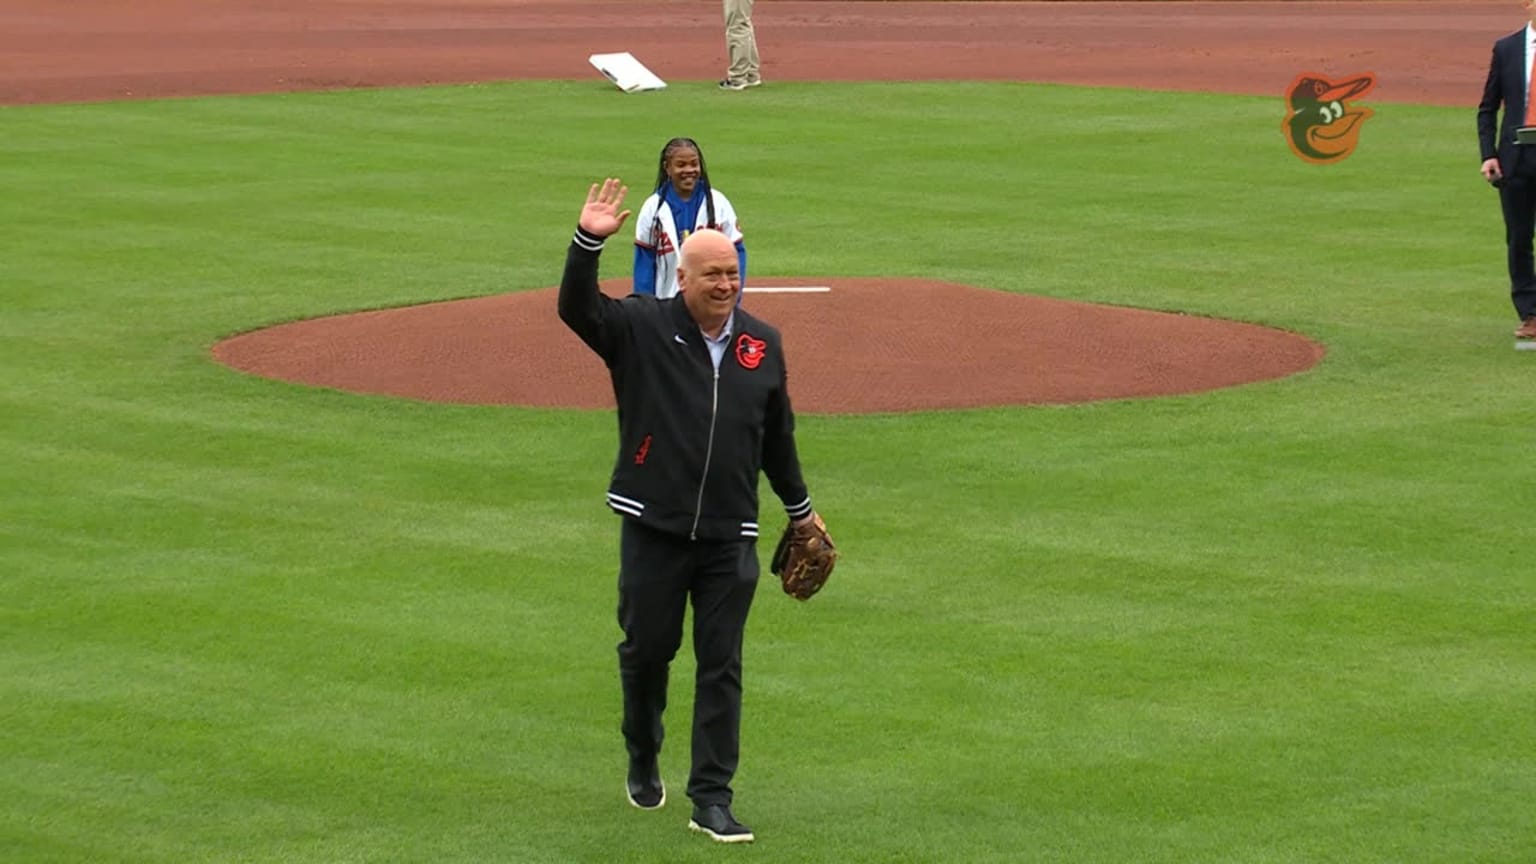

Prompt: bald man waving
xmin=558 ymin=178 xmax=829 ymax=844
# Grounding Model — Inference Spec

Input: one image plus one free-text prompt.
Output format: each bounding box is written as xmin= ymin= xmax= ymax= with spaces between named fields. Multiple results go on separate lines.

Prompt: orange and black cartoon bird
xmin=1283 ymin=72 xmax=1376 ymax=164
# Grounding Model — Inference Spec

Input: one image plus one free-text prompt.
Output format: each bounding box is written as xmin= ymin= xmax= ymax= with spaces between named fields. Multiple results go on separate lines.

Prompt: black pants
xmin=616 ymin=518 xmax=759 ymax=807
xmin=1500 ymin=151 xmax=1536 ymax=320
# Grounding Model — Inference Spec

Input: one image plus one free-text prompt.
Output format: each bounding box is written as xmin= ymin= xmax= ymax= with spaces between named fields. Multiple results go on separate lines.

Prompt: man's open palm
xmin=580 ymin=178 xmax=632 ymax=239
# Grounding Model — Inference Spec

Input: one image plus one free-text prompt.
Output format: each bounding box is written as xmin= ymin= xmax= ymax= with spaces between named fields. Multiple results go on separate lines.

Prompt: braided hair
xmin=650 ymin=137 xmax=718 ymax=249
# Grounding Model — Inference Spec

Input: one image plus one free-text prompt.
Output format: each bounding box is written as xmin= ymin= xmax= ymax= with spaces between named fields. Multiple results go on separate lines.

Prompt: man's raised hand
xmin=579 ymin=178 xmax=632 ymax=239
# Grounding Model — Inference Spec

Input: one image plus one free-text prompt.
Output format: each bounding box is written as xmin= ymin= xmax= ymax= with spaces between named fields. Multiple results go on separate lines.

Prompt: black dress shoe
xmin=625 ymin=756 xmax=665 ymax=810
xmin=688 ymin=804 xmax=754 ymax=843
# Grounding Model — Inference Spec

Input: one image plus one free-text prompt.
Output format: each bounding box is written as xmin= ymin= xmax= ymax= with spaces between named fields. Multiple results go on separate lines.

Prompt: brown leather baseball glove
xmin=770 ymin=513 xmax=838 ymax=601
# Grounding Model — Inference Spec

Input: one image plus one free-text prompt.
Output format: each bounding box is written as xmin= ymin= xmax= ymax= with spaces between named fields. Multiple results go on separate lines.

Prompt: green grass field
xmin=2 ymin=79 xmax=1533 ymax=863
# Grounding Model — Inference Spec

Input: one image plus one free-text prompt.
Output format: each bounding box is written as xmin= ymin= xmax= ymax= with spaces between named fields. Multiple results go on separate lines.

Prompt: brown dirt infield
xmin=0 ymin=1 xmax=1507 ymax=108
xmin=5 ymin=1 xmax=1490 ymax=411
xmin=212 ymin=279 xmax=1326 ymax=413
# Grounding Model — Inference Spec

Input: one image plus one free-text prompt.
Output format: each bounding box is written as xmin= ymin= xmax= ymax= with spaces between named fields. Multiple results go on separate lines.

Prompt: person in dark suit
xmin=1478 ymin=3 xmax=1536 ymax=344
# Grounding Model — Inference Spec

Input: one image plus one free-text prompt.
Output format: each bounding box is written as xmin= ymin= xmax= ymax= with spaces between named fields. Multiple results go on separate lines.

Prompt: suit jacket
xmin=1479 ymin=27 xmax=1533 ymax=171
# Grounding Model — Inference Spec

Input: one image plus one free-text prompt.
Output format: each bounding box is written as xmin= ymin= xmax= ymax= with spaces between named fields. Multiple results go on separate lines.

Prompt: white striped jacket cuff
xmin=784 ymin=496 xmax=813 ymax=520
xmin=606 ymin=491 xmax=644 ymax=518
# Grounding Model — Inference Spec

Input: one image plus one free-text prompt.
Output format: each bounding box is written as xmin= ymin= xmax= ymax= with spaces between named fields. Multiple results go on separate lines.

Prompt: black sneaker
xmin=626 ymin=756 xmax=665 ymax=810
xmin=718 ymin=78 xmax=748 ymax=91
xmin=688 ymin=804 xmax=754 ymax=843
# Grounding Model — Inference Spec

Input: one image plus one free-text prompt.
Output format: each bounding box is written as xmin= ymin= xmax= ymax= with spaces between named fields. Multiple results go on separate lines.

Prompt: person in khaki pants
xmin=719 ymin=0 xmax=760 ymax=90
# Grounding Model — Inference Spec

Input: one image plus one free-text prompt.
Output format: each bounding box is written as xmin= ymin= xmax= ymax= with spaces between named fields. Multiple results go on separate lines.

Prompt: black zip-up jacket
xmin=558 ymin=226 xmax=812 ymax=541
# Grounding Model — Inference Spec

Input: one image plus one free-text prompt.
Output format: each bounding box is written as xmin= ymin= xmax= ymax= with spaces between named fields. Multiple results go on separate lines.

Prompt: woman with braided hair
xmin=632 ymin=137 xmax=746 ymax=299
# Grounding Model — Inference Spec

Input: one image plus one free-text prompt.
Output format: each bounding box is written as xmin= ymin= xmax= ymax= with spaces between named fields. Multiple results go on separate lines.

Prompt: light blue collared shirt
xmin=701 ymin=312 xmax=736 ymax=371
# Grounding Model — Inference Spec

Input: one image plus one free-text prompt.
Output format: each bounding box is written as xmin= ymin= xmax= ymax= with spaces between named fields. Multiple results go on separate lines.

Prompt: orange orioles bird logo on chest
xmin=735 ymin=333 xmax=766 ymax=370
xmin=1283 ymin=71 xmax=1376 ymax=164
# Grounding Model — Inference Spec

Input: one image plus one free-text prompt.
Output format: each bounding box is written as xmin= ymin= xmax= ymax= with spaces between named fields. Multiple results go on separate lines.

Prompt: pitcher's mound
xmin=211 ymin=277 xmax=1324 ymax=413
